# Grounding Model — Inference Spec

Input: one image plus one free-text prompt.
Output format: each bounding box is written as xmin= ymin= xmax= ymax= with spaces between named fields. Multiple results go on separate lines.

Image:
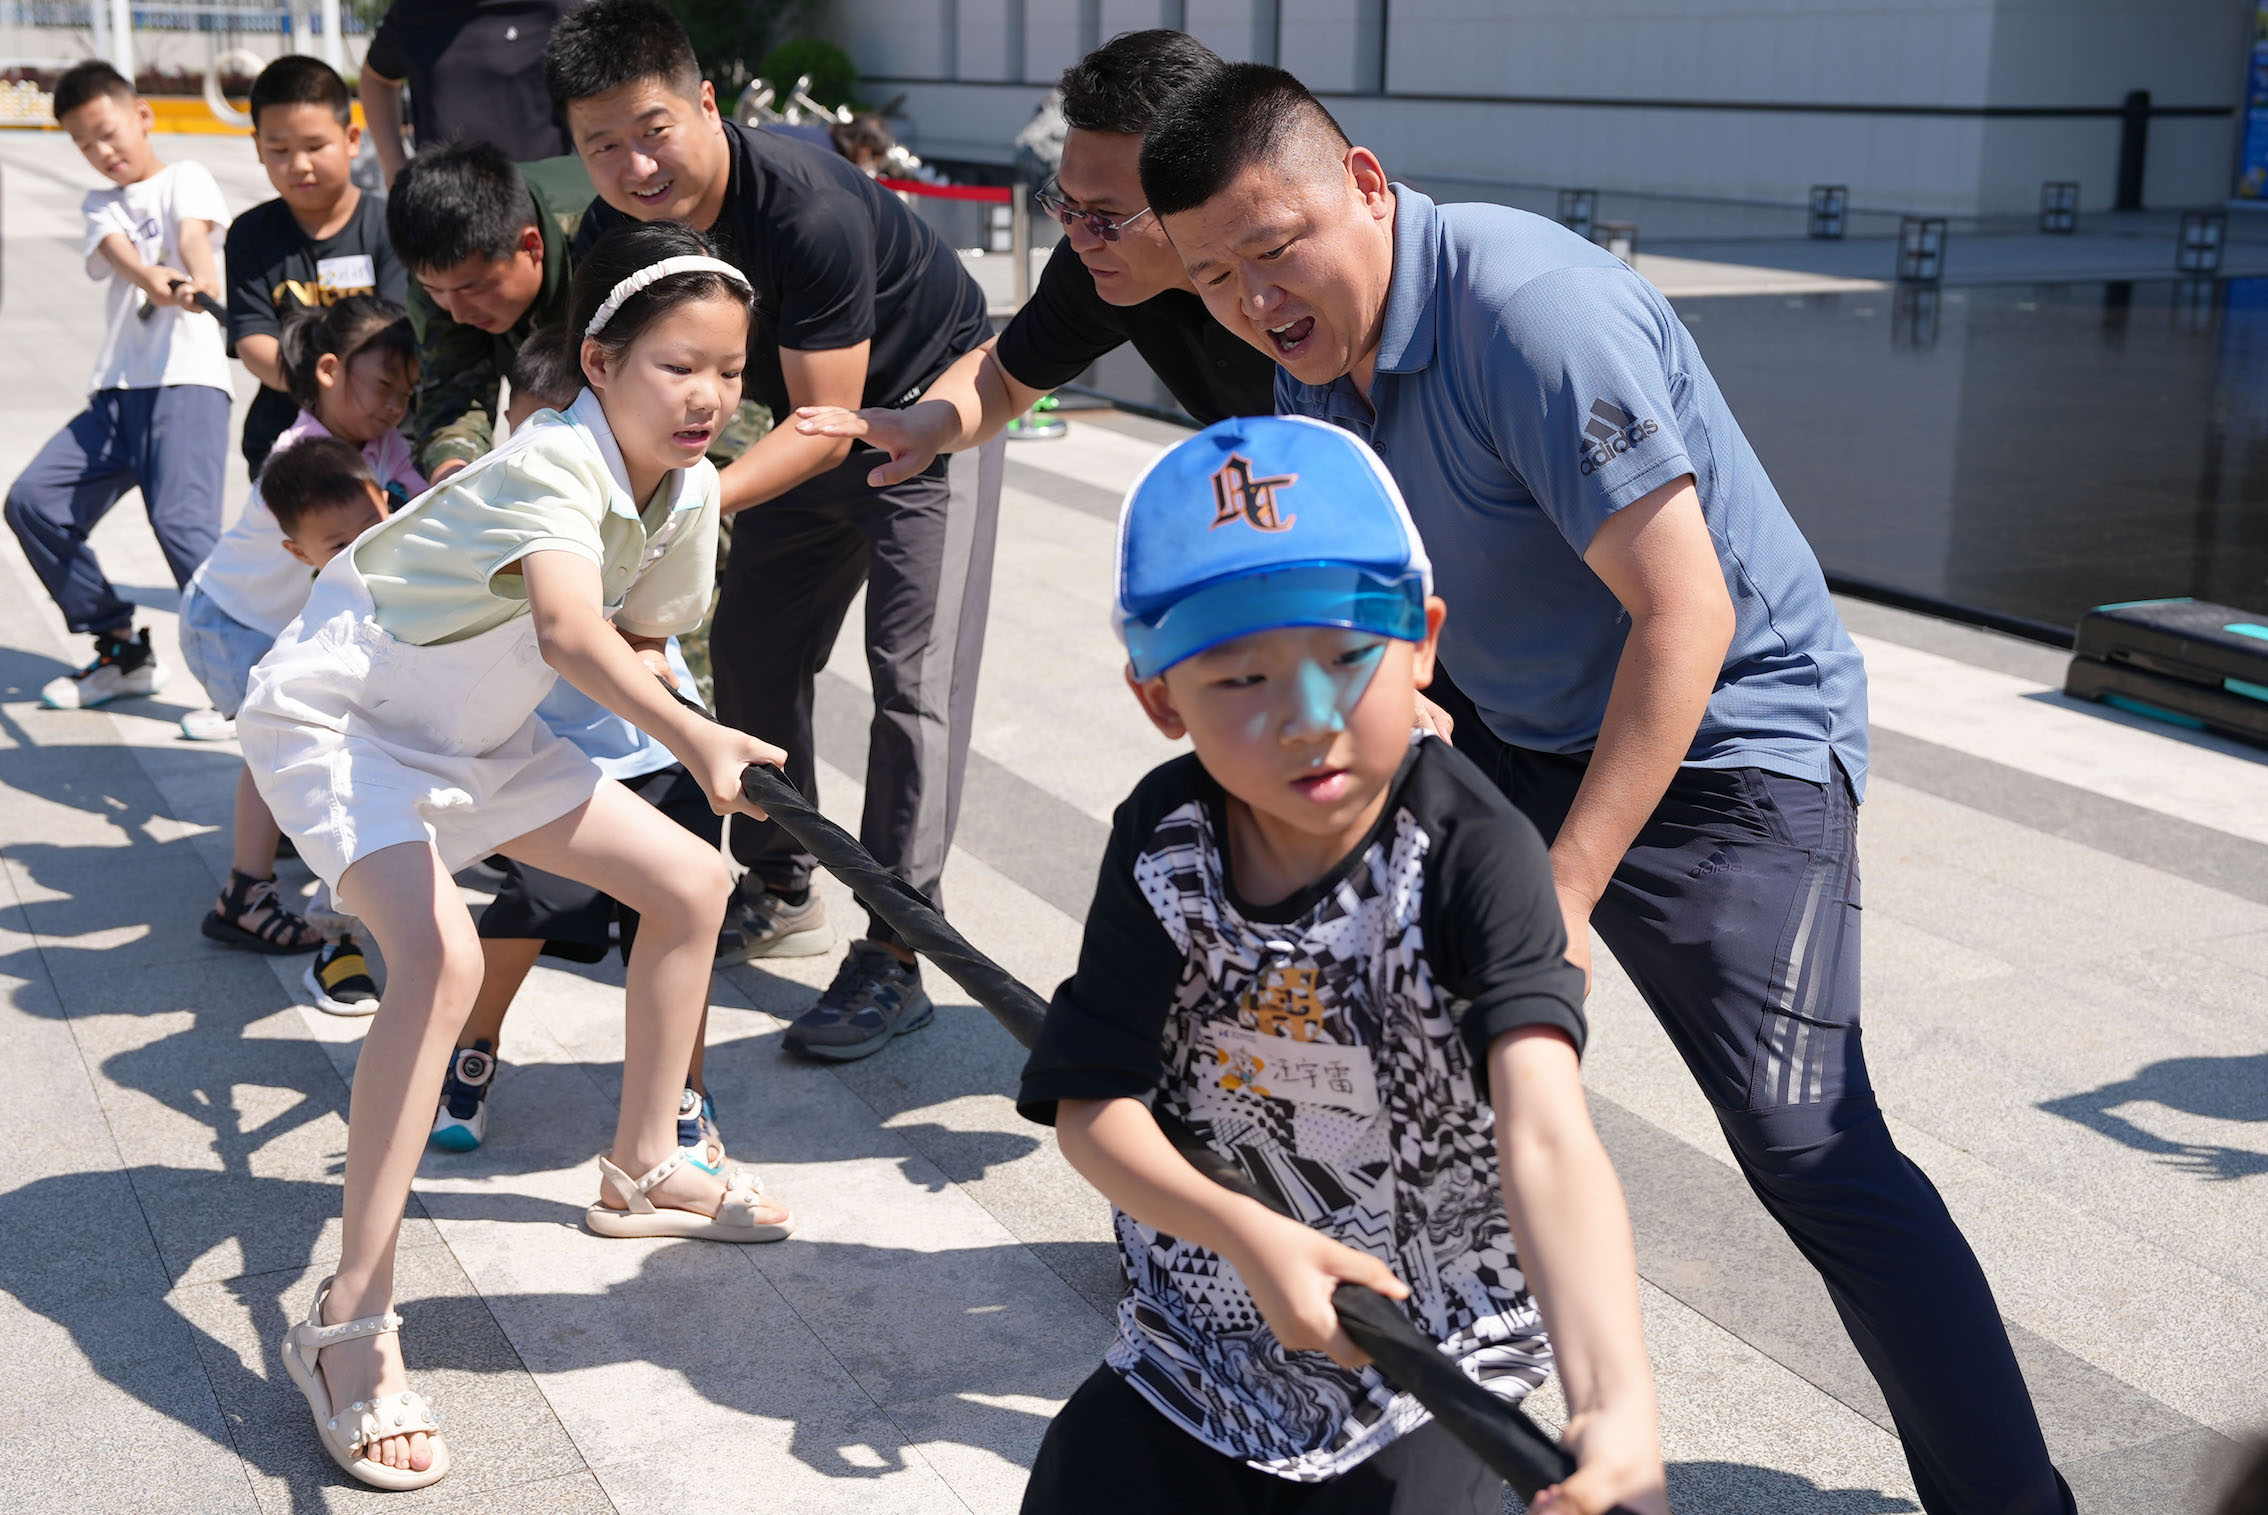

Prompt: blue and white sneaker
xmin=430 ymin=1041 xmax=496 ymax=1152
xmin=677 ymin=1086 xmax=723 ymax=1162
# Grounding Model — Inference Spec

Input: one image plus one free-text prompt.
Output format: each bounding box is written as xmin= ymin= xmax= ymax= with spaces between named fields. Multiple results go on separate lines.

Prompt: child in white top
xmin=178 ymin=297 xmax=423 ymax=1009
xmin=4 ymin=61 xmax=231 ymax=709
xmin=240 ymin=222 xmax=787 ymax=1492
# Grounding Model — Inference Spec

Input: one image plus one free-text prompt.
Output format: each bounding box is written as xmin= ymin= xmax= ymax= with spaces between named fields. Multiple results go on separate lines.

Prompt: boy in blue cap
xmin=1016 ymin=416 xmax=1667 ymax=1515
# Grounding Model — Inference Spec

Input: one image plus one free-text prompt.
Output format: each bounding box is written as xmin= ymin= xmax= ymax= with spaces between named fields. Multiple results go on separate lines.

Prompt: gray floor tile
xmin=591 ymin=1410 xmax=968 ymax=1515
xmin=171 ymin=1246 xmax=591 ymax=1512
xmin=2062 ymin=1425 xmax=2251 ymax=1514
xmin=882 ymin=1387 xmax=1059 ymax=1515
xmin=0 ymin=1343 xmax=255 ymax=1515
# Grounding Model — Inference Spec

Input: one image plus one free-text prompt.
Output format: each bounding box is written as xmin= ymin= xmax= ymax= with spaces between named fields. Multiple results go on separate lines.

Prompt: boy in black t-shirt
xmin=1016 ymin=417 xmax=1667 ymax=1515
xmin=227 ymin=56 xmax=405 ymax=470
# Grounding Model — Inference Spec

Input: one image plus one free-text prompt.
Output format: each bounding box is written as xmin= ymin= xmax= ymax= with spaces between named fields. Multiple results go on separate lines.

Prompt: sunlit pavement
xmin=3 ymin=131 xmax=2263 ymax=1513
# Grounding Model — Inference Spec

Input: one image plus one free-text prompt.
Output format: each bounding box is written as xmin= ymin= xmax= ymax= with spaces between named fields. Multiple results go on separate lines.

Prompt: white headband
xmin=584 ymin=255 xmax=751 ymax=339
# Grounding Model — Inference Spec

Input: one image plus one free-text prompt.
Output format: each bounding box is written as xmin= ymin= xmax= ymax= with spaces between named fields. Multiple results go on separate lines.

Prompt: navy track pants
xmin=1427 ymin=665 xmax=2069 ymax=1515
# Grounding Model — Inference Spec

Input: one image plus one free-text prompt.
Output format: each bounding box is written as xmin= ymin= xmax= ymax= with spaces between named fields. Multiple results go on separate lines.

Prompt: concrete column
xmin=107 ymin=0 xmax=132 ymax=79
xmin=319 ymin=0 xmax=345 ymax=72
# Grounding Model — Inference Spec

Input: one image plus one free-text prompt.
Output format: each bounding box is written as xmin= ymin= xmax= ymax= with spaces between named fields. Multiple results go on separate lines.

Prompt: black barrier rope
xmin=729 ymin=753 xmax=1623 ymax=1506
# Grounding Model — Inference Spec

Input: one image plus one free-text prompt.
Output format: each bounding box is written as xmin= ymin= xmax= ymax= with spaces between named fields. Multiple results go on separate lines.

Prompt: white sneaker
xmin=42 ymin=628 xmax=169 ymax=709
xmin=180 ymin=707 xmax=235 ymax=741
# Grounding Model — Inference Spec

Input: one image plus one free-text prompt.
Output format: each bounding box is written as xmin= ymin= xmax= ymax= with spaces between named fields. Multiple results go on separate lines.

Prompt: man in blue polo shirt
xmin=1142 ymin=65 xmax=2072 ymax=1515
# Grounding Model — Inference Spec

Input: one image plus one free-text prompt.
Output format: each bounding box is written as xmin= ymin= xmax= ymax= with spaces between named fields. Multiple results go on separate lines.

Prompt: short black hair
xmin=278 ymin=294 xmax=415 ymax=414
xmin=53 ymin=60 xmax=134 ymax=122
xmin=249 ymin=54 xmax=353 ymax=130
xmin=1059 ymin=29 xmax=1221 ymax=135
xmin=387 ymin=140 xmax=540 ymax=273
xmin=1139 ymin=62 xmax=1352 ymax=218
xmin=506 ymin=328 xmax=582 ymax=411
xmin=544 ymin=0 xmax=703 ymax=113
xmin=260 ymin=436 xmax=378 ymax=537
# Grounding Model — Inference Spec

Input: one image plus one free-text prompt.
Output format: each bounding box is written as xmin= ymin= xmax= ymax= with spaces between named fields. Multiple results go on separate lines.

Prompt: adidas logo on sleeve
xmin=1576 ymin=397 xmax=1660 ymax=475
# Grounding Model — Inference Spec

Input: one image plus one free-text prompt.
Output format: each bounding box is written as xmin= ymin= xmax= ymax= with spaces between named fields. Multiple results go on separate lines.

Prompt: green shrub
xmin=757 ymin=37 xmax=860 ymax=112
xmin=668 ymin=0 xmax=809 ymax=92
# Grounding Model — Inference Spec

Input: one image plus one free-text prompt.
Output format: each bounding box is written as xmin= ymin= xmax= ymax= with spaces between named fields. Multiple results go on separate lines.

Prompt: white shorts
xmin=237 ymin=552 xmax=600 ymax=894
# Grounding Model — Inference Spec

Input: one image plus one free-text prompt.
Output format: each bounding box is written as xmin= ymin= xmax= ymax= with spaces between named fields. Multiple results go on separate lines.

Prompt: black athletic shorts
xmin=1019 ymin=1366 xmax=1502 ymax=1515
xmin=475 ymin=765 xmax=721 ymax=963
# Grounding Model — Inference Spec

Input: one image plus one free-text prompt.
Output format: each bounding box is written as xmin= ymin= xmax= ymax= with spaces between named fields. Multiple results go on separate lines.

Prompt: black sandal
xmin=202 ymin=869 xmax=324 ymax=955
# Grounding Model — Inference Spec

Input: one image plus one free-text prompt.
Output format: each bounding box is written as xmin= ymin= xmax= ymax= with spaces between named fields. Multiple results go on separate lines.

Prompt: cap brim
xmin=1124 ymin=564 xmax=1428 ymax=680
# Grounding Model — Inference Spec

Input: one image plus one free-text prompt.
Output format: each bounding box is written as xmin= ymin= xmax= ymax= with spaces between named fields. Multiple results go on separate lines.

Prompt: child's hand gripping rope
xmin=663 ymin=676 xmax=1638 ymax=1511
xmin=137 ymin=275 xmax=224 ymax=322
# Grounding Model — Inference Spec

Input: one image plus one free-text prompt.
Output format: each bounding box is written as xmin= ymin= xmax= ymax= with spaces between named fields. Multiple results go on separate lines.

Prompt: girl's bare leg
xmin=496 ymin=781 xmax=758 ymax=1218
xmin=317 ymin=841 xmax=486 ymax=1473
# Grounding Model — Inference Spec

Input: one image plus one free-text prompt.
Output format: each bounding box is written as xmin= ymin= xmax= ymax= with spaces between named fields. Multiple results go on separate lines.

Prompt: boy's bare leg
xmin=495 ymin=782 xmax=762 ymax=1219
xmin=458 ymin=937 xmax=543 ymax=1053
xmin=231 ymin=764 xmax=283 ymax=878
xmin=319 ymin=841 xmax=486 ymax=1474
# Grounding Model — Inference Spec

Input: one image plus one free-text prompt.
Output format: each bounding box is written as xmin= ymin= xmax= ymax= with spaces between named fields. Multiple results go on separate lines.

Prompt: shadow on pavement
xmin=2040 ymin=1054 xmax=2268 ymax=1181
xmin=1508 ymin=1464 xmax=1920 ymax=1514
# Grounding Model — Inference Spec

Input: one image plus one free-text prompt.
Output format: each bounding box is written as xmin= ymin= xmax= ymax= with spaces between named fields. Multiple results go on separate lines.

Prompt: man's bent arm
xmin=717 ymin=341 xmax=873 ymax=514
xmin=792 ymin=336 xmax=1046 ymax=489
xmin=362 ymin=73 xmax=409 ymax=187
xmin=1553 ymin=476 xmax=1734 ymax=967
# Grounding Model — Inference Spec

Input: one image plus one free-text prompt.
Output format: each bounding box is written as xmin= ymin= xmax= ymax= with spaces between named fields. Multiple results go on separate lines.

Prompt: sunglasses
xmin=1033 ymin=181 xmax=1154 ymax=242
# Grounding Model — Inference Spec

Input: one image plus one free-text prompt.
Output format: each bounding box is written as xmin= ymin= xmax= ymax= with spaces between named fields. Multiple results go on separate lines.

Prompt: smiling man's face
xmin=567 ymin=76 xmax=732 ymax=232
xmin=1161 ymin=146 xmax=1398 ymax=390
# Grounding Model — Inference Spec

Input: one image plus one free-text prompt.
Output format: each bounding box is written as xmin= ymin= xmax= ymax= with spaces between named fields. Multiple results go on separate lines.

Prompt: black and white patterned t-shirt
xmin=1018 ymin=737 xmax=1588 ymax=1480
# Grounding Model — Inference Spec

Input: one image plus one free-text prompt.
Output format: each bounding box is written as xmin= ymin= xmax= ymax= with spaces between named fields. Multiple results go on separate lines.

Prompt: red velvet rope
xmin=877 ymin=177 xmax=1014 ymax=203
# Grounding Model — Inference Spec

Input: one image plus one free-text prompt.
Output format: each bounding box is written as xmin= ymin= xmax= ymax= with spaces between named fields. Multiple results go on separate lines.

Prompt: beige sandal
xmin=583 ymin=1147 xmax=794 ymax=1242
xmin=279 ymin=1277 xmax=451 ymax=1491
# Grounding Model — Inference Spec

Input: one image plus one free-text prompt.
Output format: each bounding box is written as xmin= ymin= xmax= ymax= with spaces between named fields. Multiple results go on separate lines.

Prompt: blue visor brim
xmin=1124 ymin=565 xmax=1428 ymax=680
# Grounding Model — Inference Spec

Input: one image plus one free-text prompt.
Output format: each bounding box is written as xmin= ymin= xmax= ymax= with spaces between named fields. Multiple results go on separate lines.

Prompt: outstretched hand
xmin=792 ymin=401 xmax=956 ymax=488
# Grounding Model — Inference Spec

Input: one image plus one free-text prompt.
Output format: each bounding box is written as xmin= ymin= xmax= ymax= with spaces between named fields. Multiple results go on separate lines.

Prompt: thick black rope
xmin=731 ymin=755 xmax=1619 ymax=1504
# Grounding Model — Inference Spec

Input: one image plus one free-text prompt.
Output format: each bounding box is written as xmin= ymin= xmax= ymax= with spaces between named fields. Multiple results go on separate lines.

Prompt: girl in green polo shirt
xmin=241 ymin=222 xmax=792 ymax=1493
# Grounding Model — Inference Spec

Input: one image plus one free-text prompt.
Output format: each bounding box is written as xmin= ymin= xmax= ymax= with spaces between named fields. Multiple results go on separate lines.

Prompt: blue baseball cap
xmin=1115 ymin=415 xmax=1432 ymax=680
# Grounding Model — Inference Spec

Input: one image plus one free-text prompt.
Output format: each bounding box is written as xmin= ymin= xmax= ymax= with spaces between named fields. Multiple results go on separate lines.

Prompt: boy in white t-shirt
xmin=3 ymin=61 xmax=232 ymax=709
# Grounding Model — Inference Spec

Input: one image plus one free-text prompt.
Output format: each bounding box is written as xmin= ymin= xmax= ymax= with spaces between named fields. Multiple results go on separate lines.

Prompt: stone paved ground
xmin=3 ymin=130 xmax=2267 ymax=1513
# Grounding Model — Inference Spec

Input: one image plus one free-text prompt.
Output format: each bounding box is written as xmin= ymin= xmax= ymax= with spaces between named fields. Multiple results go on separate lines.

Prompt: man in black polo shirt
xmin=793 ymin=30 xmax=1276 ymax=487
xmin=362 ymin=0 xmax=577 ymax=186
xmin=549 ymin=0 xmax=1004 ymax=1062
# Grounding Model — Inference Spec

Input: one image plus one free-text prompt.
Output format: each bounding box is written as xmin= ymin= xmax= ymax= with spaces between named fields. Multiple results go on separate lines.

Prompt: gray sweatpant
xmin=710 ymin=437 xmax=1004 ymax=946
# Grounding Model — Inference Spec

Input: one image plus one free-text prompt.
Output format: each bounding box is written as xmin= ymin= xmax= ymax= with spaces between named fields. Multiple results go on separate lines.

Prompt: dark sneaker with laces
xmin=42 ymin=626 xmax=168 ymax=709
xmin=784 ymin=942 xmax=933 ymax=1062
xmin=303 ymin=935 xmax=380 ymax=1016
xmin=716 ymin=883 xmax=833 ymax=964
xmin=430 ymin=1041 xmax=496 ymax=1152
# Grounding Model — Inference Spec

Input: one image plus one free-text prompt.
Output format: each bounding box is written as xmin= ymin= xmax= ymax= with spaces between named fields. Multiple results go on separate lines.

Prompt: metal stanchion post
xmin=1011 ymin=180 xmax=1030 ymax=305
xmin=1006 ymin=180 xmax=1067 ymax=441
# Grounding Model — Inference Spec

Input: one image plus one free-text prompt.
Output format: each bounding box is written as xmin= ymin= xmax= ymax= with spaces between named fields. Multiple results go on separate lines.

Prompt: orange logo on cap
xmin=1209 ymin=454 xmax=1298 ymax=533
